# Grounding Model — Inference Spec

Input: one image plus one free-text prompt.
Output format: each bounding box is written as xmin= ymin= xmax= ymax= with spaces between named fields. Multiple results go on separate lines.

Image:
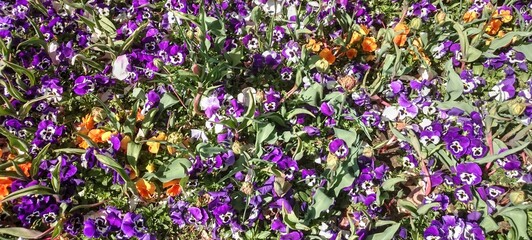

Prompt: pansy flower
xmin=329 ymin=139 xmax=349 ymax=159
xmin=454 ymin=163 xmax=483 ymax=186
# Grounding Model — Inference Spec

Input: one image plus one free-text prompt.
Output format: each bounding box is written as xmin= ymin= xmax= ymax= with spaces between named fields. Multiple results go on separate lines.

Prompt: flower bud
xmin=240 ymin=182 xmax=254 ymax=195
xmin=232 ymin=140 xmax=243 ymax=155
xmin=509 ymin=99 xmax=526 ymax=116
xmin=153 ymin=58 xmax=164 ymax=69
xmin=509 ymin=191 xmax=525 ymax=205
xmin=436 ymin=11 xmax=446 ymax=24
xmin=410 ymin=18 xmax=422 ymax=31
xmin=315 ymin=59 xmax=330 ymax=72
xmin=91 ymin=107 xmax=107 ymax=123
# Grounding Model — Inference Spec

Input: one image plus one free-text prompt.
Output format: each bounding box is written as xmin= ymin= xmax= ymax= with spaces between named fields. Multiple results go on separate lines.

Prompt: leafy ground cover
xmin=0 ymin=0 xmax=531 ymax=239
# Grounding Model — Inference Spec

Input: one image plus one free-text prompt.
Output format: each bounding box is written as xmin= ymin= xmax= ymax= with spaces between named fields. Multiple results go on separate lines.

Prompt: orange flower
xmin=346 ymin=48 xmax=357 ymax=59
xmin=136 ymin=108 xmax=145 ymax=122
xmin=79 ymin=114 xmax=95 ymax=133
xmin=393 ymin=23 xmax=410 ymax=47
xmin=18 ymin=162 xmax=31 ymax=177
xmin=493 ymin=8 xmax=513 ymax=23
xmin=485 ymin=19 xmax=502 ymax=35
xmin=305 ymin=38 xmax=322 ymax=52
xmin=146 ymin=132 xmax=166 ymax=154
xmin=463 ymin=11 xmax=478 ymax=23
xmin=120 ymin=135 xmax=131 ymax=152
xmin=0 ymin=177 xmax=12 ymax=208
xmin=88 ymin=129 xmax=107 ymax=143
xmin=136 ymin=178 xmax=155 ymax=199
xmin=319 ymin=48 xmax=336 ymax=65
xmin=362 ymin=37 xmax=377 ymax=52
xmin=163 ymin=179 xmax=182 ymax=197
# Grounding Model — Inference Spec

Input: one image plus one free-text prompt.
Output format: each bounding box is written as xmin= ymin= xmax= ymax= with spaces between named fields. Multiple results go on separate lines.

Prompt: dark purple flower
xmin=454 ymin=163 xmax=483 ymax=186
xmin=121 ymin=212 xmax=147 ymax=238
xmin=329 ymin=139 xmax=349 ymax=158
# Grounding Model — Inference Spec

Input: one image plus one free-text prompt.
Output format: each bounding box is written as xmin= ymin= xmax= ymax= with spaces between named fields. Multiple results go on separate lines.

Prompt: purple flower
xmin=446 ymin=135 xmax=470 ymax=159
xmin=454 ymin=163 xmax=483 ymax=186
xmin=84 ymin=217 xmax=109 ymax=238
xmin=121 ymin=212 xmax=147 ymax=238
xmin=320 ymin=102 xmax=335 ymax=117
xmin=200 ymin=95 xmax=221 ymax=118
xmin=303 ymin=126 xmax=320 ymax=136
xmin=212 ymin=204 xmax=234 ymax=226
xmin=454 ymin=186 xmax=473 ymax=203
xmin=263 ymin=87 xmax=281 ymax=112
xmin=281 ymin=40 xmax=300 ymax=63
xmin=329 ymin=139 xmax=349 ymax=158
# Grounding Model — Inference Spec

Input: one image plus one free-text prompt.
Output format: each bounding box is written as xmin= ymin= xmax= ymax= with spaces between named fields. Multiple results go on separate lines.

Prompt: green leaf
xmin=51 ymin=157 xmax=61 ymax=193
xmin=444 ymin=60 xmax=463 ymax=101
xmin=437 ymin=100 xmax=475 ymax=114
xmin=475 ymin=142 xmax=529 ymax=164
xmin=305 ymin=188 xmax=334 ymax=221
xmin=150 ymin=158 xmax=191 ymax=182
xmin=417 ymin=202 xmax=440 ymax=215
xmin=3 ymin=61 xmax=36 ymax=86
xmin=367 ymin=222 xmax=400 ymax=240
xmin=0 ymin=79 xmax=26 ymax=101
xmin=300 ymin=83 xmax=323 ymax=107
xmin=17 ymin=37 xmax=48 ymax=51
xmin=97 ymin=15 xmax=116 ymax=34
xmin=500 ymin=210 xmax=529 ymax=240
xmin=0 ymin=227 xmax=44 ymax=239
xmin=286 ymin=108 xmax=316 ymax=120
xmin=126 ymin=141 xmax=142 ymax=176
xmin=480 ymin=216 xmax=499 ymax=233
xmin=159 ymin=93 xmax=180 ymax=110
xmin=397 ymin=199 xmax=418 ymax=216
xmin=381 ymin=177 xmax=406 ymax=191
xmin=121 ymin=22 xmax=148 ymax=53
xmin=333 ymin=128 xmax=358 ymax=146
xmin=31 ymin=143 xmax=51 ymax=177
xmin=53 ymin=148 xmax=86 ymax=155
xmin=1 ymin=185 xmax=55 ymax=203
xmin=0 ymin=127 xmax=29 ymax=153
xmin=255 ymin=122 xmax=276 ymax=156
xmin=489 ymin=31 xmax=532 ymax=51
xmin=466 ymin=46 xmax=482 ymax=62
xmin=20 ymin=95 xmax=54 ymax=117
xmin=94 ymin=154 xmax=131 ymax=185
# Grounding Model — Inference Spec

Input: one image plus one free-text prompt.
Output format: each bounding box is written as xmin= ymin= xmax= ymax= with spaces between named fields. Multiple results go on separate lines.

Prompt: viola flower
xmin=121 ymin=212 xmax=148 ymax=238
xmin=200 ymin=95 xmax=221 ymax=118
xmin=454 ymin=186 xmax=473 ymax=203
xmin=329 ymin=139 xmax=349 ymax=158
xmin=213 ymin=203 xmax=235 ymax=226
xmin=112 ymin=55 xmax=131 ymax=81
xmin=393 ymin=23 xmax=409 ymax=47
xmin=319 ymin=48 xmax=336 ymax=65
xmin=362 ymin=37 xmax=377 ymax=52
xmin=281 ymin=40 xmax=300 ymax=63
xmin=84 ymin=217 xmax=109 ymax=238
xmin=445 ymin=135 xmax=470 ymax=159
xmin=73 ymin=76 xmax=95 ymax=96
xmin=454 ymin=163 xmax=483 ymax=186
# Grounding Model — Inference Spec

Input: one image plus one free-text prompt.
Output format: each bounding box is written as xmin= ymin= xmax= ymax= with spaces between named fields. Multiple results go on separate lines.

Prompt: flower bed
xmin=0 ymin=0 xmax=531 ymax=239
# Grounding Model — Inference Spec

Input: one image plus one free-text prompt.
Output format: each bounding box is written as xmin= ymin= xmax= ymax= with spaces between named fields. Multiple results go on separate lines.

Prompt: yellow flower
xmin=146 ymin=163 xmax=156 ymax=173
xmin=494 ymin=7 xmax=513 ymax=23
xmin=146 ymin=132 xmax=167 ymax=154
xmin=463 ymin=11 xmax=478 ymax=23
xmin=305 ymin=38 xmax=323 ymax=52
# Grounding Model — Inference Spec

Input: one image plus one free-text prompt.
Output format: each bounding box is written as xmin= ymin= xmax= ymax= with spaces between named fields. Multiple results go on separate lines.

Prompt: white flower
xmin=112 ymin=55 xmax=131 ymax=80
xmin=382 ymin=106 xmax=399 ymax=121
